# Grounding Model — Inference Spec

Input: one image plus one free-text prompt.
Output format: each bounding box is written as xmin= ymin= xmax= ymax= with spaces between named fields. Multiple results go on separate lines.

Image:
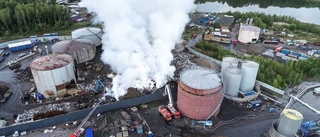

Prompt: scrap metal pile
xmin=15 ymin=102 xmax=78 ymax=124
xmin=13 ymin=67 xmax=33 ymax=82
xmin=0 ymin=82 xmax=10 ymax=103
xmin=172 ymin=52 xmax=202 ymax=78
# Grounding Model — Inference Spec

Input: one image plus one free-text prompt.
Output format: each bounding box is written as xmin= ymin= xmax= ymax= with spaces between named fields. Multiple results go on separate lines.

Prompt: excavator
xmin=158 ymin=84 xmax=180 ymax=121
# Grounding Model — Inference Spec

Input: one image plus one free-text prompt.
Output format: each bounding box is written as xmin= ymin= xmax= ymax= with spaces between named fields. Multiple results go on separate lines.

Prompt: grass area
xmin=0 ymin=22 xmax=92 ymax=43
xmin=182 ymin=26 xmax=203 ymax=40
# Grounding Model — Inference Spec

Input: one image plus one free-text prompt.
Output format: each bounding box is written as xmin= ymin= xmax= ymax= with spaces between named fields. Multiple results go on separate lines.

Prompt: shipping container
xmin=8 ymin=40 xmax=33 ymax=52
xmin=86 ymin=128 xmax=94 ymax=137
xmin=248 ymin=100 xmax=263 ymax=108
xmin=280 ymin=49 xmax=291 ymax=55
xmin=291 ymin=51 xmax=302 ymax=57
xmin=314 ymin=54 xmax=320 ymax=58
xmin=276 ymin=52 xmax=285 ymax=57
xmin=298 ymin=57 xmax=307 ymax=60
xmin=288 ymin=54 xmax=298 ymax=59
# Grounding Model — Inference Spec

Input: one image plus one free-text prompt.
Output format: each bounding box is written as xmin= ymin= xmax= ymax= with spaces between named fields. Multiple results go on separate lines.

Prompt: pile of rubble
xmin=0 ymin=82 xmax=11 ymax=103
xmin=15 ymin=102 xmax=78 ymax=124
xmin=33 ymin=110 xmax=67 ymax=121
xmin=119 ymin=88 xmax=143 ymax=101
xmin=172 ymin=52 xmax=202 ymax=77
xmin=13 ymin=67 xmax=33 ymax=82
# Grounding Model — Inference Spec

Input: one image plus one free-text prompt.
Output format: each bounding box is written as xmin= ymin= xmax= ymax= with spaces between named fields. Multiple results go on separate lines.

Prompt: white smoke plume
xmin=80 ymin=0 xmax=195 ymax=99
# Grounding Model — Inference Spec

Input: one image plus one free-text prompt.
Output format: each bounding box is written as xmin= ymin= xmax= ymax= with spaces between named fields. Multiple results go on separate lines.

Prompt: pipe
xmin=289 ymin=95 xmax=320 ymax=115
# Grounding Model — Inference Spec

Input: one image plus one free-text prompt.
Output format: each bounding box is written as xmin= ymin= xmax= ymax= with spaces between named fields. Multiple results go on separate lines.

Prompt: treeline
xmin=225 ymin=11 xmax=320 ymax=35
xmin=195 ymin=0 xmax=320 ymax=8
xmin=0 ymin=0 xmax=71 ymax=36
xmin=195 ymin=41 xmax=320 ymax=89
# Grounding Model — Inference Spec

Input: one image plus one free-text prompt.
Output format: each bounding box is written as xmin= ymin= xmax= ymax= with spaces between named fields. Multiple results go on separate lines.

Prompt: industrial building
xmin=214 ymin=15 xmax=235 ymax=32
xmin=238 ymin=25 xmax=260 ymax=43
xmin=51 ymin=39 xmax=96 ymax=64
xmin=30 ymin=54 xmax=76 ymax=98
xmin=71 ymin=27 xmax=103 ymax=46
xmin=203 ymin=30 xmax=232 ymax=44
xmin=177 ymin=69 xmax=223 ymax=120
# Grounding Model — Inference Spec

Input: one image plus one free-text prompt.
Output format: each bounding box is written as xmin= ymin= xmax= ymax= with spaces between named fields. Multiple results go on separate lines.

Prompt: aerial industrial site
xmin=0 ymin=0 xmax=320 ymax=137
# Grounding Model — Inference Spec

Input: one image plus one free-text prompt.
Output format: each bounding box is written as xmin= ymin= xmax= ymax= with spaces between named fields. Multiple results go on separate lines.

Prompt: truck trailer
xmin=8 ymin=40 xmax=33 ymax=52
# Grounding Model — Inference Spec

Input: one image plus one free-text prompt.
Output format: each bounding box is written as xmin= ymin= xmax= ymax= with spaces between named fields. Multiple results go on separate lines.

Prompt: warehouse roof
xmin=215 ymin=16 xmax=235 ymax=28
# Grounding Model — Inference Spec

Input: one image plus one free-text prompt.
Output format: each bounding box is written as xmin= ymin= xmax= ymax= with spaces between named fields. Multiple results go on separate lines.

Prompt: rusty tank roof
xmin=51 ymin=39 xmax=94 ymax=53
xmin=30 ymin=54 xmax=73 ymax=71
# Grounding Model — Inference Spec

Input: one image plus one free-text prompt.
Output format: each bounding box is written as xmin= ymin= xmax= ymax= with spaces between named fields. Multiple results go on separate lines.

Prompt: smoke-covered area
xmin=80 ymin=0 xmax=195 ymax=99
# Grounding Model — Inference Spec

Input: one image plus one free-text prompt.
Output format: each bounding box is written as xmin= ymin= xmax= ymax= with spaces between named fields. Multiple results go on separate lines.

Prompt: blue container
xmin=36 ymin=92 xmax=44 ymax=100
xmin=136 ymin=125 xmax=143 ymax=134
xmin=280 ymin=49 xmax=291 ymax=55
xmin=249 ymin=100 xmax=263 ymax=108
xmin=86 ymin=128 xmax=94 ymax=137
xmin=244 ymin=91 xmax=256 ymax=96
xmin=291 ymin=51 xmax=302 ymax=57
xmin=147 ymin=131 xmax=153 ymax=137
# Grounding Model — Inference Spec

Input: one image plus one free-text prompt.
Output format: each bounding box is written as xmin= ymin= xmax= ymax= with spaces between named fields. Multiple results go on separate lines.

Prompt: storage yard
xmin=0 ymin=10 xmax=320 ymax=137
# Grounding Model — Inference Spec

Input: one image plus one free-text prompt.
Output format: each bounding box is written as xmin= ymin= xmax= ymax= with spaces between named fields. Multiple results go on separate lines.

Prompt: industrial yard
xmin=0 ymin=3 xmax=320 ymax=137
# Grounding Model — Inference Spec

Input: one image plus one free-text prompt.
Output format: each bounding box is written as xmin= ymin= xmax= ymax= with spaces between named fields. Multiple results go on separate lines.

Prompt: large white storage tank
xmin=277 ymin=109 xmax=303 ymax=136
xmin=224 ymin=67 xmax=242 ymax=97
xmin=30 ymin=54 xmax=76 ymax=98
xmin=238 ymin=25 xmax=260 ymax=43
xmin=221 ymin=57 xmax=238 ymax=79
xmin=240 ymin=60 xmax=259 ymax=91
xmin=51 ymin=39 xmax=96 ymax=64
xmin=72 ymin=27 xmax=103 ymax=46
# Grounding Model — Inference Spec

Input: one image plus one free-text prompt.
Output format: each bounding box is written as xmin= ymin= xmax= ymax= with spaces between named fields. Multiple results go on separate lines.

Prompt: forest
xmin=0 ymin=0 xmax=84 ymax=41
xmin=195 ymin=41 xmax=320 ymax=90
xmin=195 ymin=0 xmax=320 ymax=8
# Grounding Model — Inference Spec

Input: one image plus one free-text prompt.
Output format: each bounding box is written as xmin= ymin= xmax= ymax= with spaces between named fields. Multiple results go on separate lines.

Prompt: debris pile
xmin=0 ymin=82 xmax=9 ymax=96
xmin=172 ymin=52 xmax=202 ymax=77
xmin=85 ymin=62 xmax=103 ymax=72
xmin=191 ymin=57 xmax=220 ymax=71
xmin=16 ymin=102 xmax=78 ymax=123
xmin=13 ymin=67 xmax=33 ymax=82
xmin=33 ymin=110 xmax=67 ymax=121
xmin=119 ymin=88 xmax=143 ymax=100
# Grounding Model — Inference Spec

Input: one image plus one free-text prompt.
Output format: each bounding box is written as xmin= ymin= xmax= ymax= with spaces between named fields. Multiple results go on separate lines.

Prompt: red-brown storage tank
xmin=177 ymin=69 xmax=223 ymax=120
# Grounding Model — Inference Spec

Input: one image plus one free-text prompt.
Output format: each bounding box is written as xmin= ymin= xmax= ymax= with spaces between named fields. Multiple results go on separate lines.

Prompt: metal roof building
xmin=51 ymin=39 xmax=96 ymax=64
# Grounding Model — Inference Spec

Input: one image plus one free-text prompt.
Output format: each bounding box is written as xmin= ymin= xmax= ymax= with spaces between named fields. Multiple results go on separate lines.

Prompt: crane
xmin=70 ymin=100 xmax=102 ymax=137
xmin=165 ymin=84 xmax=180 ymax=119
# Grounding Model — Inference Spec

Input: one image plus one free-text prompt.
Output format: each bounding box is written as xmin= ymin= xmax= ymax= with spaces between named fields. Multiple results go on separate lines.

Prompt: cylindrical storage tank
xmin=277 ymin=109 xmax=303 ymax=136
xmin=51 ymin=39 xmax=96 ymax=64
xmin=221 ymin=57 xmax=238 ymax=79
xmin=240 ymin=61 xmax=259 ymax=92
xmin=72 ymin=27 xmax=103 ymax=46
xmin=30 ymin=54 xmax=76 ymax=98
xmin=177 ymin=69 xmax=223 ymax=120
xmin=224 ymin=67 xmax=242 ymax=97
xmin=238 ymin=25 xmax=260 ymax=43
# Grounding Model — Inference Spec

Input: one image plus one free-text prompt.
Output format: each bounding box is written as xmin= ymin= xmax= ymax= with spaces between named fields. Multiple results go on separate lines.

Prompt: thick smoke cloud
xmin=80 ymin=0 xmax=195 ymax=99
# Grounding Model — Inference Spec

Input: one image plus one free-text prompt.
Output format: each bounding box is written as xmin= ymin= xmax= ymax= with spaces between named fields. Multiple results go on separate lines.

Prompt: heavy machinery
xmin=92 ymin=79 xmax=106 ymax=93
xmin=8 ymin=46 xmax=41 ymax=69
xmin=165 ymin=84 xmax=180 ymax=119
xmin=191 ymin=120 xmax=213 ymax=127
xmin=301 ymin=119 xmax=320 ymax=137
xmin=158 ymin=105 xmax=172 ymax=121
xmin=70 ymin=100 xmax=102 ymax=137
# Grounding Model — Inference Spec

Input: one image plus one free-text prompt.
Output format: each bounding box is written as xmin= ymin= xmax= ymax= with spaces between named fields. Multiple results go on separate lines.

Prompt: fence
xmin=0 ymin=87 xmax=170 ymax=136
